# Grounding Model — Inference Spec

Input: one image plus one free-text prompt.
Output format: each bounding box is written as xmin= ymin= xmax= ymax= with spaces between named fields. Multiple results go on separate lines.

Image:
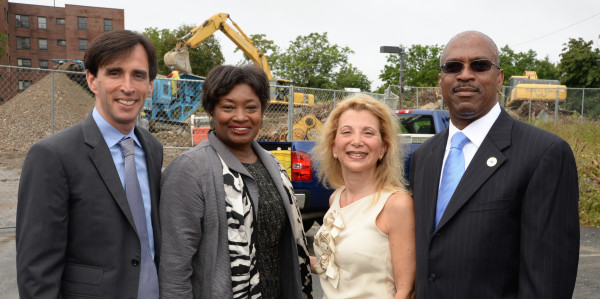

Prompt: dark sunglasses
xmin=440 ymin=60 xmax=500 ymax=74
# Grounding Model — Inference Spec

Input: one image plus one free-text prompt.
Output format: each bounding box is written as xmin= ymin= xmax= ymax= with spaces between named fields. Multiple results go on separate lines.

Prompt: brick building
xmin=0 ymin=0 xmax=124 ymax=67
xmin=0 ymin=0 xmax=123 ymax=104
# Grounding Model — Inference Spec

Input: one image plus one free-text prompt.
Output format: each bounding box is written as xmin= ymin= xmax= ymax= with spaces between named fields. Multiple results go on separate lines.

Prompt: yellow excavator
xmin=506 ymin=71 xmax=567 ymax=107
xmin=164 ymin=13 xmax=315 ymax=108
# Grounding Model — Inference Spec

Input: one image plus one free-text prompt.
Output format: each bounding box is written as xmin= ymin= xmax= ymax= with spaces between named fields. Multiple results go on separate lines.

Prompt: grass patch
xmin=534 ymin=117 xmax=600 ymax=226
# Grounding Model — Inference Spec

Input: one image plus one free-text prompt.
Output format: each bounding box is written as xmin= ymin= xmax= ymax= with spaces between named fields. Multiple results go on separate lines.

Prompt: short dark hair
xmin=201 ymin=65 xmax=270 ymax=115
xmin=84 ymin=29 xmax=157 ymax=81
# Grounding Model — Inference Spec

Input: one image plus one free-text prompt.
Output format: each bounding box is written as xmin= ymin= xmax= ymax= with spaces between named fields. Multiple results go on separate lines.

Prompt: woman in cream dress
xmin=311 ymin=95 xmax=415 ymax=298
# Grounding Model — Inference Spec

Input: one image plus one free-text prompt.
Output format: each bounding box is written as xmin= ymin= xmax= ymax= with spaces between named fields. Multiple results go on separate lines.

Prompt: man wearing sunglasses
xmin=409 ymin=31 xmax=579 ymax=299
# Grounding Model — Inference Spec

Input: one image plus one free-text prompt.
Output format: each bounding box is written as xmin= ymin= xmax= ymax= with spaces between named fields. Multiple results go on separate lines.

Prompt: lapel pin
xmin=487 ymin=157 xmax=497 ymax=167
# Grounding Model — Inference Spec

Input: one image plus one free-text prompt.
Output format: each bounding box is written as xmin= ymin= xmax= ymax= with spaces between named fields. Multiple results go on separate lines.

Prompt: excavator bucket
xmin=164 ymin=48 xmax=192 ymax=74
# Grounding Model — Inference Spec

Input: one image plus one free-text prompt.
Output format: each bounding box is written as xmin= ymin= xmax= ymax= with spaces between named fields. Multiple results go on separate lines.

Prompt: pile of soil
xmin=154 ymin=128 xmax=192 ymax=148
xmin=0 ymin=72 xmax=194 ymax=152
xmin=507 ymin=101 xmax=555 ymax=120
xmin=0 ymin=73 xmax=95 ymax=152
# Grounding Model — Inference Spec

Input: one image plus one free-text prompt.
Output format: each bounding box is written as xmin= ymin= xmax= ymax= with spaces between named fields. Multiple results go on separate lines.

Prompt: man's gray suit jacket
xmin=16 ymin=113 xmax=163 ymax=298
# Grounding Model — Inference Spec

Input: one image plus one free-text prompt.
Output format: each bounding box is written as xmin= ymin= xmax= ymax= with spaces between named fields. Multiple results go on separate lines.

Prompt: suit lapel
xmin=434 ymin=110 xmax=513 ymax=232
xmin=135 ymin=127 xmax=159 ymax=212
xmin=82 ymin=114 xmax=137 ymax=229
xmin=423 ymin=130 xmax=448 ymax=236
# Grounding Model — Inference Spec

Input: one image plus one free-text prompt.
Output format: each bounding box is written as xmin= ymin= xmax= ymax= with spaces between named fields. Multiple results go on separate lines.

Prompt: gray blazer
xmin=16 ymin=114 xmax=163 ymax=298
xmin=410 ymin=109 xmax=579 ymax=299
xmin=159 ymin=131 xmax=308 ymax=298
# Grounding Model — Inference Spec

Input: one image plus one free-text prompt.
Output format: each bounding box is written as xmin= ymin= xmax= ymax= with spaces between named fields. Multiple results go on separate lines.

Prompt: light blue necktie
xmin=435 ymin=132 xmax=469 ymax=228
xmin=120 ymin=138 xmax=159 ymax=299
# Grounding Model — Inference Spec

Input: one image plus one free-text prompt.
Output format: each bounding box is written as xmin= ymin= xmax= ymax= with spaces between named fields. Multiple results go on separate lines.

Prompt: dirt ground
xmin=0 ymin=151 xmax=26 ymax=172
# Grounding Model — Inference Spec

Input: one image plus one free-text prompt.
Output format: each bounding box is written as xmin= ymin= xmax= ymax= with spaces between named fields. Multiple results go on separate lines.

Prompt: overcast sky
xmin=12 ymin=0 xmax=600 ymax=90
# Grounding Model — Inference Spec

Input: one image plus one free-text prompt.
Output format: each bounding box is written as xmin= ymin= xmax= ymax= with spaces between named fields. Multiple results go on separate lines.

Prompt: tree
xmin=142 ymin=24 xmax=224 ymax=76
xmin=272 ymin=32 xmax=353 ymax=89
xmin=377 ymin=44 xmax=442 ymax=93
xmin=0 ymin=33 xmax=7 ymax=59
xmin=234 ymin=33 xmax=281 ymax=68
xmin=142 ymin=27 xmax=176 ymax=75
xmin=498 ymin=46 xmax=559 ymax=83
xmin=558 ymin=37 xmax=600 ymax=88
xmin=532 ymin=56 xmax=559 ymax=80
xmin=499 ymin=46 xmax=537 ymax=84
xmin=333 ymin=64 xmax=372 ymax=92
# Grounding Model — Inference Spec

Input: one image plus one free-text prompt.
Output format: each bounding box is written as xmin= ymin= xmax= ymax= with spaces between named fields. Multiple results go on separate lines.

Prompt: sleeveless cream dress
xmin=313 ymin=187 xmax=396 ymax=298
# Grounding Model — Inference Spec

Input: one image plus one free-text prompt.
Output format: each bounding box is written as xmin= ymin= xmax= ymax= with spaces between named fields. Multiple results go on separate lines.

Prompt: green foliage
xmin=499 ymin=46 xmax=537 ymax=83
xmin=536 ymin=119 xmax=600 ymax=226
xmin=234 ymin=33 xmax=281 ymax=67
xmin=271 ymin=32 xmax=353 ymax=89
xmin=558 ymin=37 xmax=600 ymax=88
xmin=532 ymin=56 xmax=560 ymax=80
xmin=0 ymin=33 xmax=7 ymax=59
xmin=333 ymin=64 xmax=372 ymax=92
xmin=377 ymin=44 xmax=442 ymax=93
xmin=142 ymin=25 xmax=224 ymax=76
xmin=499 ymin=46 xmax=559 ymax=84
xmin=142 ymin=27 xmax=176 ymax=75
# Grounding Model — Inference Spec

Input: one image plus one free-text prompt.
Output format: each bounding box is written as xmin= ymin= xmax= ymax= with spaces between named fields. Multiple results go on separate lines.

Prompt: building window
xmin=57 ymin=39 xmax=66 ymax=46
xmin=78 ymin=16 xmax=87 ymax=30
xmin=56 ymin=18 xmax=65 ymax=25
xmin=78 ymin=39 xmax=88 ymax=51
xmin=38 ymin=38 xmax=48 ymax=51
xmin=16 ymin=15 xmax=30 ymax=28
xmin=17 ymin=58 xmax=32 ymax=67
xmin=104 ymin=19 xmax=113 ymax=31
xmin=39 ymin=60 xmax=49 ymax=69
xmin=18 ymin=80 xmax=33 ymax=92
xmin=38 ymin=16 xmax=47 ymax=29
xmin=16 ymin=37 xmax=31 ymax=49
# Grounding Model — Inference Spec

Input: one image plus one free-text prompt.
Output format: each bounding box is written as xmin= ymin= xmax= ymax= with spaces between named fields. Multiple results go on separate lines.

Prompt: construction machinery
xmin=163 ymin=13 xmax=314 ymax=107
xmin=142 ymin=73 xmax=204 ymax=127
xmin=506 ymin=71 xmax=567 ymax=107
xmin=292 ymin=115 xmax=322 ymax=141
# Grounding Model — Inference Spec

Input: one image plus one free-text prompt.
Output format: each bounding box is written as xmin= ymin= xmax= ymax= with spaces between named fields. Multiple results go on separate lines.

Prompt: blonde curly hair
xmin=313 ymin=94 xmax=407 ymax=194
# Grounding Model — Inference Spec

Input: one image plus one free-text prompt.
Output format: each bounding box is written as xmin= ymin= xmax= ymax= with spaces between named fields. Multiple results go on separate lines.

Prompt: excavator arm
xmin=165 ymin=13 xmax=272 ymax=79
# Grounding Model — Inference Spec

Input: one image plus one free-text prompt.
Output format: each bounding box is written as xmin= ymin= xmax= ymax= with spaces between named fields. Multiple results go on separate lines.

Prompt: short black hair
xmin=84 ymin=29 xmax=158 ymax=81
xmin=201 ymin=65 xmax=270 ymax=115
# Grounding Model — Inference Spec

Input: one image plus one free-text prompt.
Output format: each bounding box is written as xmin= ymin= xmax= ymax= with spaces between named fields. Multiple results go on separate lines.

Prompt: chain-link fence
xmin=385 ymin=84 xmax=600 ymax=122
xmin=2 ymin=64 xmax=600 ymax=230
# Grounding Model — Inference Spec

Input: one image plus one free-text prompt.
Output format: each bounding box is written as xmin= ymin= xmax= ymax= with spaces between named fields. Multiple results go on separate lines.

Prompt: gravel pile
xmin=0 ymin=73 xmax=95 ymax=152
xmin=155 ymin=128 xmax=192 ymax=147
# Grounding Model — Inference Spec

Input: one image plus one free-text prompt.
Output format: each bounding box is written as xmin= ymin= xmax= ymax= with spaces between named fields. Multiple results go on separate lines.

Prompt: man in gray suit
xmin=409 ymin=31 xmax=579 ymax=298
xmin=16 ymin=29 xmax=162 ymax=298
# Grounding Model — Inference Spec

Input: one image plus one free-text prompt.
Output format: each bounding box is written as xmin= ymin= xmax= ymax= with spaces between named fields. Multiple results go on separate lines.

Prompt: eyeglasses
xmin=440 ymin=60 xmax=500 ymax=74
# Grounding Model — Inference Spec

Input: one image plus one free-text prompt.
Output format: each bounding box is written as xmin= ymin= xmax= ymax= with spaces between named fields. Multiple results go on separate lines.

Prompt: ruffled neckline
xmin=313 ymin=207 xmax=344 ymax=288
xmin=315 ymin=187 xmax=367 ymax=289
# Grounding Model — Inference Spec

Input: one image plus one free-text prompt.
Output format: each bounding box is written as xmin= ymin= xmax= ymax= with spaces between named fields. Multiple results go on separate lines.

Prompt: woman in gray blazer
xmin=159 ymin=65 xmax=312 ymax=298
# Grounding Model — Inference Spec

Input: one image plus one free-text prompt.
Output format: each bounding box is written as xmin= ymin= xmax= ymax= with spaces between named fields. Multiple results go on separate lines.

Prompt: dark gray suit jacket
xmin=409 ymin=109 xmax=579 ymax=299
xmin=16 ymin=114 xmax=163 ymax=298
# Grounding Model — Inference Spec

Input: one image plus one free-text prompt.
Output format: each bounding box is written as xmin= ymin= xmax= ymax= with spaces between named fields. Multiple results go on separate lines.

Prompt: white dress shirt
xmin=440 ymin=103 xmax=501 ymax=185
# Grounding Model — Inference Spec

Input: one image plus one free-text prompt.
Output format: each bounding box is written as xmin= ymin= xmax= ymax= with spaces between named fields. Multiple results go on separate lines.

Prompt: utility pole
xmin=380 ymin=45 xmax=405 ymax=109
